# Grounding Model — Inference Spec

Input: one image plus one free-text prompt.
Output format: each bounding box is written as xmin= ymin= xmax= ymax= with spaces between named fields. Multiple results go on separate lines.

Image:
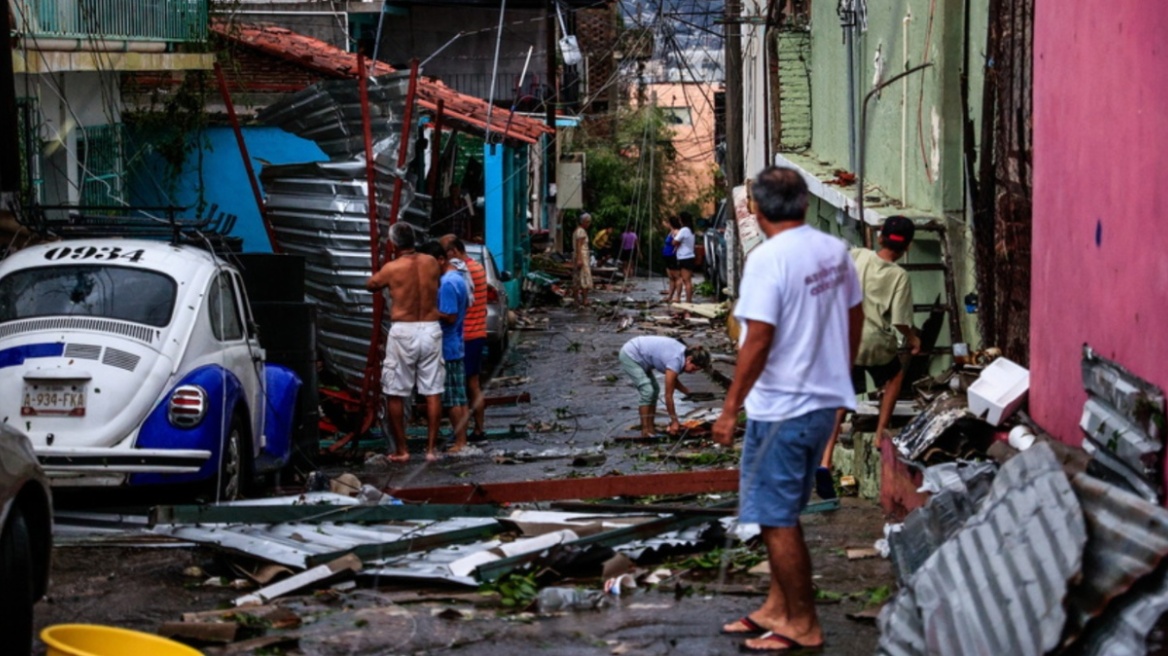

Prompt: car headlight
xmin=168 ymin=385 xmax=208 ymax=428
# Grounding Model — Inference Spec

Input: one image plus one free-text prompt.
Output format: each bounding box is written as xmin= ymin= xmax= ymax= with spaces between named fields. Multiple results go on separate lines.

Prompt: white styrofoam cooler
xmin=968 ymin=358 xmax=1031 ymax=426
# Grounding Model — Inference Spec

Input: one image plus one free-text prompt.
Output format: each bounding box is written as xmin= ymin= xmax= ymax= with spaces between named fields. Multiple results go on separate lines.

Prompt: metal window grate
xmin=64 ymin=343 xmax=102 ymax=360
xmin=12 ymin=0 xmax=208 ymax=43
xmin=0 ymin=318 xmax=156 ymax=344
xmin=102 ymin=347 xmax=140 ymax=372
xmin=78 ymin=124 xmax=125 ymax=208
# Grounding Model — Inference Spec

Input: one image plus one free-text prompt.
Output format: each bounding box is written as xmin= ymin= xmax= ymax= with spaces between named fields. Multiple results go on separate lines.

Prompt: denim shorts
xmin=738 ymin=408 xmax=838 ymax=527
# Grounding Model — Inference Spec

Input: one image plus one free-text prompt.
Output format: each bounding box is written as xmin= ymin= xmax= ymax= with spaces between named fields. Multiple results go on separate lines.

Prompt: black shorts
xmin=663 ymin=255 xmax=679 ymax=270
xmin=852 ymin=356 xmax=902 ymax=393
xmin=677 ymin=257 xmax=697 ymax=272
xmin=618 ymin=248 xmax=634 ymax=263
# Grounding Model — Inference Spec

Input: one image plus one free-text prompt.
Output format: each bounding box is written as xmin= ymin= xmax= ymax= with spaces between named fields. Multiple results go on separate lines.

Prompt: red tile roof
xmin=212 ymin=21 xmax=551 ymax=144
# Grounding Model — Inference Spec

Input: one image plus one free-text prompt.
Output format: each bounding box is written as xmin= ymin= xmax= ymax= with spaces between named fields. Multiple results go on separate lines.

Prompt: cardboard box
xmin=968 ymin=358 xmax=1030 ymax=426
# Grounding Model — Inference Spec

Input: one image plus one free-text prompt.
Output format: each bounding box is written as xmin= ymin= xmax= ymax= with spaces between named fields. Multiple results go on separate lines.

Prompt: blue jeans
xmin=738 ymin=408 xmax=838 ymax=527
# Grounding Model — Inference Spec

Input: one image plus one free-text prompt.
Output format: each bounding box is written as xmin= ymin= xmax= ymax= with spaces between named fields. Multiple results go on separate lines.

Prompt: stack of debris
xmin=258 ymin=72 xmax=421 ymax=391
xmin=875 ymin=346 xmax=1168 ymax=654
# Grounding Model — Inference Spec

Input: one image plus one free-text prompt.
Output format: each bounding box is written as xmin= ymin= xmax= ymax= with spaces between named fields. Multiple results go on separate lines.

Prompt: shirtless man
xmin=366 ymin=222 xmax=444 ymax=462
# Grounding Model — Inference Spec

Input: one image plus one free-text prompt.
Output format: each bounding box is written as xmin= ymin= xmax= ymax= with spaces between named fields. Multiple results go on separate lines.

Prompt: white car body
xmin=0 ymin=239 xmax=301 ymax=491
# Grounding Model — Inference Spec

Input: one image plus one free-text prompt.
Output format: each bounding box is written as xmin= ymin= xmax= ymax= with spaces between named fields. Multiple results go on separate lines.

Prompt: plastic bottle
xmin=537 ymin=587 xmax=606 ymax=612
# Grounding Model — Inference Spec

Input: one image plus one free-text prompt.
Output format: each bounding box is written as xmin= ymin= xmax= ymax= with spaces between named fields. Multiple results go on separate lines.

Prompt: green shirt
xmin=851 ymin=247 xmax=913 ymax=366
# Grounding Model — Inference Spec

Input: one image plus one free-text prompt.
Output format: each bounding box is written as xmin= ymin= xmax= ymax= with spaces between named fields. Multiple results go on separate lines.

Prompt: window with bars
xmin=78 ymin=124 xmax=125 ymax=207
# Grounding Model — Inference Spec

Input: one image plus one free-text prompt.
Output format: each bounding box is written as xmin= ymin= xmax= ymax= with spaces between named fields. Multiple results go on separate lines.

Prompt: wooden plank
xmin=158 ymin=622 xmax=238 ymax=644
xmin=390 ymin=469 xmax=740 ymax=505
xmin=234 ymin=554 xmax=361 ymax=607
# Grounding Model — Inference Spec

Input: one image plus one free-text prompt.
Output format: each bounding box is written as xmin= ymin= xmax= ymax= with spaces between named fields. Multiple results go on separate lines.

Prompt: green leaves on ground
xmin=480 ymin=572 xmax=539 ymax=610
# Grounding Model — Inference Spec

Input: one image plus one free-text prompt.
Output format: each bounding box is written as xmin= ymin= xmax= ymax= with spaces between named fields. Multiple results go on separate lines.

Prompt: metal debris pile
xmin=876 ymin=346 xmax=1168 ymax=655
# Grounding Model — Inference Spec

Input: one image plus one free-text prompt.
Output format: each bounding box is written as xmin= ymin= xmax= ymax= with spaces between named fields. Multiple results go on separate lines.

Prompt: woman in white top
xmin=672 ymin=212 xmax=697 ymax=303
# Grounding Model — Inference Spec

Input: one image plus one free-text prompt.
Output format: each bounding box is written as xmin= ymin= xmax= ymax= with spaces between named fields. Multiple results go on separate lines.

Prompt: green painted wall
xmin=807 ymin=0 xmax=985 ymax=216
xmin=797 ymin=0 xmax=986 ymax=352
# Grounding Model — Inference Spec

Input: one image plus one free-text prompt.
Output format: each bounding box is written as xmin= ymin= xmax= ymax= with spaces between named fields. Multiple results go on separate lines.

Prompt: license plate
xmin=22 ymin=382 xmax=87 ymax=416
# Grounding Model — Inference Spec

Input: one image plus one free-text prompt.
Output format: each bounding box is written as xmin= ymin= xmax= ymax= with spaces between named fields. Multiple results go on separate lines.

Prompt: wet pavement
xmin=36 ymin=274 xmax=891 ymax=655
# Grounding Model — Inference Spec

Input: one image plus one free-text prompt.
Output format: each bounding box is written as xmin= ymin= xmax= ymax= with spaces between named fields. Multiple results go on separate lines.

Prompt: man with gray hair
xmin=366 ymin=222 xmax=445 ymax=463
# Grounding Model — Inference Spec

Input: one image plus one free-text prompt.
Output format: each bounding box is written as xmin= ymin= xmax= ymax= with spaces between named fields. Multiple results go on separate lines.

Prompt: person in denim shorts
xmin=712 ymin=167 xmax=863 ymax=653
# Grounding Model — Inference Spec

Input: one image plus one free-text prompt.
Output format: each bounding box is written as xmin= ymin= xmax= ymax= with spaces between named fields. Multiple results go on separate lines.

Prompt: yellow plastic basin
xmin=41 ymin=624 xmax=203 ymax=656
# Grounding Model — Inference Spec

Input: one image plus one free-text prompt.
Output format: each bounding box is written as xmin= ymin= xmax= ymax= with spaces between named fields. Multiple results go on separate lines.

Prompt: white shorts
xmin=382 ymin=321 xmax=445 ymax=397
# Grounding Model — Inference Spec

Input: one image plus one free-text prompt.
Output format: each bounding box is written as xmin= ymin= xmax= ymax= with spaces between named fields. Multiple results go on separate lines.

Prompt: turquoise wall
xmin=129 ymin=127 xmax=328 ymax=253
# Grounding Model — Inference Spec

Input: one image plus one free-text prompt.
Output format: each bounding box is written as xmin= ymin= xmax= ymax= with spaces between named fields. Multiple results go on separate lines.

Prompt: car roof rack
xmin=18 ymin=204 xmax=242 ymax=253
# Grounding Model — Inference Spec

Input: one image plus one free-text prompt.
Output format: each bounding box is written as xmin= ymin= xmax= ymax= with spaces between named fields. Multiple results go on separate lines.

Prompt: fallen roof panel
xmin=212 ymin=20 xmax=549 ymax=144
xmin=877 ymin=442 xmax=1088 ymax=656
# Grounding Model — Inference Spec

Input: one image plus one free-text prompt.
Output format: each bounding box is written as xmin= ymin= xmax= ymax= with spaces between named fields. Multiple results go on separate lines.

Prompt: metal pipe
xmin=857 ymin=62 xmax=933 ymax=242
xmin=844 ymin=20 xmax=857 ymax=171
xmin=901 ymin=10 xmax=911 ymax=206
xmin=19 ymin=38 xmax=167 ymax=52
xmin=213 ymin=62 xmax=275 ymax=252
xmin=385 ymin=59 xmax=420 ymax=263
xmin=357 ymin=53 xmax=384 ymax=424
xmin=427 ymin=99 xmax=444 ymax=197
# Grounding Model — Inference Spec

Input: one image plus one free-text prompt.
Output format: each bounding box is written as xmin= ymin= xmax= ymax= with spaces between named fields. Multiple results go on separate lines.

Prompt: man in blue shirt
xmin=420 ymin=242 xmax=470 ymax=457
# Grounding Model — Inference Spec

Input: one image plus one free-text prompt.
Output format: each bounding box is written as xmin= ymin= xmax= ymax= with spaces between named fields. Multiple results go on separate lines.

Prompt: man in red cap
xmin=817 ymin=215 xmax=921 ymax=499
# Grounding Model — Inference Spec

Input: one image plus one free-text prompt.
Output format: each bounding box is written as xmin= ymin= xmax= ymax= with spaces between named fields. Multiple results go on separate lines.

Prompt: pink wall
xmin=635 ymin=83 xmax=721 ymax=214
xmin=1031 ymin=2 xmax=1168 ymax=462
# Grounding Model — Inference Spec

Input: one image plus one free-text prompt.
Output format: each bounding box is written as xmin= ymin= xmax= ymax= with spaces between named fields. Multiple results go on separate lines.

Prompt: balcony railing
xmin=12 ymin=0 xmax=208 ymax=43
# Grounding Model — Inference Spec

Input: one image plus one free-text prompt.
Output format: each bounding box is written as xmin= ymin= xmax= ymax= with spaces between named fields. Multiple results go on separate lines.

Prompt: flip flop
xmin=739 ymin=632 xmax=825 ymax=653
xmin=720 ymin=615 xmax=767 ymax=636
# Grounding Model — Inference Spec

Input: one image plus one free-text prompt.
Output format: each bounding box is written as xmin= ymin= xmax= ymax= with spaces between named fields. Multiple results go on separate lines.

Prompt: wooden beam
xmin=390 ymin=469 xmax=740 ymax=504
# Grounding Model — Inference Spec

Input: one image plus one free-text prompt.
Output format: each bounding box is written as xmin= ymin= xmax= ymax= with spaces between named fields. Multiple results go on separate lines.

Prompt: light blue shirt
xmin=438 ymin=269 xmax=469 ymax=361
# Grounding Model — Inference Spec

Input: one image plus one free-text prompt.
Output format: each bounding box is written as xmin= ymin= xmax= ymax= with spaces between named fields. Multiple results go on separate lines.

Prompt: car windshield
xmin=0 ymin=264 xmax=178 ymax=327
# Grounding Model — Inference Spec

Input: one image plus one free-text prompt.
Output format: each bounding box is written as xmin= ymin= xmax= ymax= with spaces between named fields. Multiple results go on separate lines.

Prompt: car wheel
xmin=218 ymin=413 xmax=251 ymax=501
xmin=0 ymin=505 xmax=35 ymax=656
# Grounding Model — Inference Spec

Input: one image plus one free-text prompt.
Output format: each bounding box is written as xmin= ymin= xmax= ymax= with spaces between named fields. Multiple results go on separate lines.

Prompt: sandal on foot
xmin=739 ymin=632 xmax=824 ymax=653
xmin=721 ymin=615 xmax=767 ymax=636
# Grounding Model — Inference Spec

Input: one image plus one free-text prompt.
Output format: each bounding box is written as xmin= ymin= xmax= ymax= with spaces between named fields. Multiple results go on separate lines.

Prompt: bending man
xmin=619 ymin=336 xmax=710 ymax=437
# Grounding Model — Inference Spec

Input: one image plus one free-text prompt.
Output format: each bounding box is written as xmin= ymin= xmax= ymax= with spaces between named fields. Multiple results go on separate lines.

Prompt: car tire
xmin=0 ymin=505 xmax=35 ymax=656
xmin=217 ymin=412 xmax=251 ymax=501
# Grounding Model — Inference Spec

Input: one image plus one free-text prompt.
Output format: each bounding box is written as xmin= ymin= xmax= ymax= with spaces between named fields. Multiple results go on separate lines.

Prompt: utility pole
xmin=546 ymin=0 xmax=559 ymax=250
xmin=724 ymin=0 xmax=744 ymax=190
xmin=0 ymin=14 xmax=23 ymax=210
xmin=724 ymin=0 xmax=745 ymax=296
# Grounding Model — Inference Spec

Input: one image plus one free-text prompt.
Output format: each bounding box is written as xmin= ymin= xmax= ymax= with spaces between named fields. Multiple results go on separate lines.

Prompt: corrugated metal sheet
xmin=877 ymin=442 xmax=1088 ymax=656
xmin=1067 ymin=472 xmax=1168 ymax=632
xmin=1072 ymin=565 xmax=1168 ymax=656
xmin=154 ymin=516 xmax=500 ymax=570
xmin=258 ymin=74 xmax=414 ymax=162
xmin=260 ymin=158 xmax=421 ymax=390
xmin=890 ymin=392 xmax=982 ymax=462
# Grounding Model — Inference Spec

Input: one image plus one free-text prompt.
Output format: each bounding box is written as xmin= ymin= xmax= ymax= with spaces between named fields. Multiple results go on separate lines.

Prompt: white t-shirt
xmin=674 ymin=227 xmax=696 ymax=259
xmin=621 ymin=336 xmax=686 ymax=374
xmin=734 ymin=225 xmax=862 ymax=422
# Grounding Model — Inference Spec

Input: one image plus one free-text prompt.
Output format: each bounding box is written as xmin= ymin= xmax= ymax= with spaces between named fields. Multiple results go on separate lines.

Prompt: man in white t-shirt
xmin=712 ymin=166 xmax=862 ymax=652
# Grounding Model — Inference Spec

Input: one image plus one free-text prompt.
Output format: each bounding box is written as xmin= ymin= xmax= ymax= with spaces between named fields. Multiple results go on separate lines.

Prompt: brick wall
xmin=576 ymin=2 xmax=618 ymax=110
xmin=777 ymin=29 xmax=811 ymax=151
